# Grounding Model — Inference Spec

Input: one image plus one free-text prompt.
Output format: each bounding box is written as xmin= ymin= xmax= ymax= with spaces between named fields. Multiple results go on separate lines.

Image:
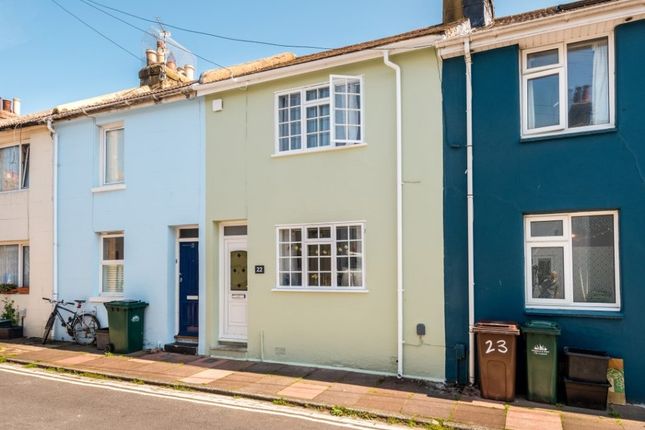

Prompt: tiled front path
xmin=1 ymin=340 xmax=643 ymax=430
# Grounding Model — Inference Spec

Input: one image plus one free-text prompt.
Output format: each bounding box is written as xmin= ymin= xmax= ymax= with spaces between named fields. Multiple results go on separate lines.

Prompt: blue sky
xmin=1 ymin=0 xmax=561 ymax=114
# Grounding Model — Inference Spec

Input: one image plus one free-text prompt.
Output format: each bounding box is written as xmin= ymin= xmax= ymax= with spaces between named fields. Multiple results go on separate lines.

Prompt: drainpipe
xmin=383 ymin=51 xmax=404 ymax=378
xmin=46 ymin=119 xmax=59 ymax=301
xmin=464 ymin=39 xmax=476 ymax=385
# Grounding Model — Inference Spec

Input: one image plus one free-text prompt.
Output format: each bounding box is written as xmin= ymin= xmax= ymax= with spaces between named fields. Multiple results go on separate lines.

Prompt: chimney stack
xmin=443 ymin=0 xmax=494 ymax=28
xmin=0 ymin=97 xmax=21 ymax=119
xmin=139 ymin=38 xmax=196 ymax=89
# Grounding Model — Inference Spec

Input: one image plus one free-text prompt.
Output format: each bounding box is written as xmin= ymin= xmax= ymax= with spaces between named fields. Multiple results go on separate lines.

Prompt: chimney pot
xmin=166 ymin=58 xmax=176 ymax=70
xmin=12 ymin=98 xmax=20 ymax=115
xmin=146 ymin=49 xmax=158 ymax=65
xmin=2 ymin=99 xmax=11 ymax=112
xmin=184 ymin=64 xmax=195 ymax=80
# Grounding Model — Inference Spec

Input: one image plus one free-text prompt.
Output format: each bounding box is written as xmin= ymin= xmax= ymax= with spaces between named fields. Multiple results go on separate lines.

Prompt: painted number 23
xmin=485 ymin=340 xmax=508 ymax=354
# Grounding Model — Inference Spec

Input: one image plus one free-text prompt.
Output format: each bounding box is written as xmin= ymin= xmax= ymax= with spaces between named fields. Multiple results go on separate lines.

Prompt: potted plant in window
xmin=0 ymin=297 xmax=23 ymax=339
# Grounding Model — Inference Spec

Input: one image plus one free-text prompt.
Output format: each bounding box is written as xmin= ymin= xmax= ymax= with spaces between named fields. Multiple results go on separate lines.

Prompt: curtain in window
xmin=0 ymin=245 xmax=19 ymax=286
xmin=102 ymin=264 xmax=124 ymax=293
xmin=0 ymin=146 xmax=19 ymax=192
xmin=591 ymin=40 xmax=609 ymax=125
xmin=527 ymin=80 xmax=536 ymax=129
xmin=105 ymin=129 xmax=124 ymax=184
xmin=22 ymin=246 xmax=30 ymax=287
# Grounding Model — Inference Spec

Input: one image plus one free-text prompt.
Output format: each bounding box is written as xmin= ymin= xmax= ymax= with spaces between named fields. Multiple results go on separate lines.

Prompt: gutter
xmin=46 ymin=119 xmax=59 ymax=302
xmin=464 ymin=39 xmax=475 ymax=386
xmin=382 ymin=51 xmax=404 ymax=378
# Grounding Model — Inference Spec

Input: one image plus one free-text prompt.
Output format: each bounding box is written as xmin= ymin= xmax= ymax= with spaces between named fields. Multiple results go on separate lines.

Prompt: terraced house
xmin=440 ymin=0 xmax=645 ymax=402
xmin=0 ymin=99 xmax=54 ymax=337
xmin=196 ymin=28 xmax=447 ymax=380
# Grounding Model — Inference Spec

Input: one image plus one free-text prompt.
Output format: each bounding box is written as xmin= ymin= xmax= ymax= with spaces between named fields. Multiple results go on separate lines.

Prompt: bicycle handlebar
xmin=42 ymin=297 xmax=76 ymax=306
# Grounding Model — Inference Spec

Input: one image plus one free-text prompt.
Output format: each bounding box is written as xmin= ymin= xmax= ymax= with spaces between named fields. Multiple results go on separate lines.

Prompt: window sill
xmin=271 ymin=143 xmax=367 ymax=158
xmin=272 ymin=287 xmax=368 ymax=293
xmin=525 ymin=308 xmax=623 ymax=319
xmin=89 ymin=295 xmax=124 ymax=303
xmin=521 ymin=126 xmax=616 ymax=143
xmin=0 ymin=189 xmax=28 ymax=195
xmin=91 ymin=184 xmax=126 ymax=193
xmin=0 ymin=287 xmax=29 ymax=295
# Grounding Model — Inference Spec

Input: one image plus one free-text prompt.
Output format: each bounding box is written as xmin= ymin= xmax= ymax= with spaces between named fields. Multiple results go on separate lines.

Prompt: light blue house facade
xmin=55 ymin=92 xmax=205 ymax=350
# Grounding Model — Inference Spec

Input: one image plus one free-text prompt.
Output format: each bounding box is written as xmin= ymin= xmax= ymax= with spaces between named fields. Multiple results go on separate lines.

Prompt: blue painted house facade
xmin=54 ymin=86 xmax=204 ymax=350
xmin=441 ymin=2 xmax=645 ymax=402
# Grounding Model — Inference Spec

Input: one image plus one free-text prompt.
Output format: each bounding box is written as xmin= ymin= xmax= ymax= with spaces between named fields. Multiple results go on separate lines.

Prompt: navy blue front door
xmin=179 ymin=241 xmax=199 ymax=337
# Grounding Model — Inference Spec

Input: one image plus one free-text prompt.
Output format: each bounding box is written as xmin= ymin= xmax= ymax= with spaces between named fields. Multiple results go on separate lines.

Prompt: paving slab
xmin=277 ymin=381 xmax=330 ymax=400
xmin=452 ymin=402 xmax=507 ymax=430
xmin=354 ymin=392 xmax=407 ymax=414
xmin=313 ymin=389 xmax=365 ymax=407
xmin=207 ymin=371 xmax=262 ymax=391
xmin=55 ymin=354 xmax=103 ymax=366
xmin=400 ymin=394 xmax=455 ymax=421
xmin=238 ymin=374 xmax=299 ymax=396
xmin=179 ymin=368 xmax=234 ymax=384
xmin=506 ymin=407 xmax=562 ymax=430
xmin=561 ymin=412 xmax=622 ymax=430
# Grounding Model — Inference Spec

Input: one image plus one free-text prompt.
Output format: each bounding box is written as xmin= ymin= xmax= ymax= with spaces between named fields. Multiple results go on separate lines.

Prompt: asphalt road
xmin=0 ymin=366 xmax=400 ymax=430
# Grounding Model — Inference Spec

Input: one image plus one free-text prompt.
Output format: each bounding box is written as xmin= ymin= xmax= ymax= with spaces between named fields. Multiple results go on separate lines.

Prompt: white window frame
xmin=0 ymin=141 xmax=30 ymax=193
xmin=0 ymin=242 xmax=29 ymax=289
xmin=520 ymin=33 xmax=615 ymax=138
xmin=274 ymin=75 xmax=364 ymax=155
xmin=524 ymin=211 xmax=620 ymax=311
xmin=274 ymin=221 xmax=367 ymax=292
xmin=99 ymin=232 xmax=124 ymax=297
xmin=99 ymin=123 xmax=125 ymax=186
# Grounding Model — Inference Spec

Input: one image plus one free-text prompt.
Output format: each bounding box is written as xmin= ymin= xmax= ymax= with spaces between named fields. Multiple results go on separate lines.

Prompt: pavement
xmin=1 ymin=339 xmax=643 ymax=430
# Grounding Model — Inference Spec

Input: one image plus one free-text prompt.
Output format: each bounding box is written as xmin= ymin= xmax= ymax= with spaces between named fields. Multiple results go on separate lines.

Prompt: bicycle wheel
xmin=72 ymin=314 xmax=100 ymax=345
xmin=42 ymin=313 xmax=56 ymax=345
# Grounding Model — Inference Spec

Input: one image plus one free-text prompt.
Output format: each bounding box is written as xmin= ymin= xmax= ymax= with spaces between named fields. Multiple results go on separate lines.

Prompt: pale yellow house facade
xmin=199 ymin=35 xmax=446 ymax=380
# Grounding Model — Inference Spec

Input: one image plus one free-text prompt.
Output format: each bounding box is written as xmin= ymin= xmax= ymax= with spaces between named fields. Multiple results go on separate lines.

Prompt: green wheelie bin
xmin=104 ymin=300 xmax=148 ymax=354
xmin=523 ymin=320 xmax=561 ymax=403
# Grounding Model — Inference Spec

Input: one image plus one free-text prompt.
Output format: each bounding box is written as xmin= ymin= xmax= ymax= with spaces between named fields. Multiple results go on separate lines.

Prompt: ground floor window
xmin=101 ymin=233 xmax=124 ymax=294
xmin=277 ymin=222 xmax=365 ymax=289
xmin=0 ymin=244 xmax=29 ymax=290
xmin=524 ymin=211 xmax=619 ymax=311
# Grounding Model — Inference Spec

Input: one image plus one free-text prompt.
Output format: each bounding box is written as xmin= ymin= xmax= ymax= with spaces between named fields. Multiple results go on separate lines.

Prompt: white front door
xmin=221 ymin=235 xmax=248 ymax=341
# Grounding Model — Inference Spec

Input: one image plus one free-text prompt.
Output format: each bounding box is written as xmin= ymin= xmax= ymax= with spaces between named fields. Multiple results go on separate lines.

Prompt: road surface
xmin=0 ymin=364 xmax=403 ymax=430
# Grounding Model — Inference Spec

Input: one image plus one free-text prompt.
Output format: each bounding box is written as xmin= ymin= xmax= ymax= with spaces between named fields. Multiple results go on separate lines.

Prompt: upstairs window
xmin=521 ymin=36 xmax=612 ymax=136
xmin=524 ymin=211 xmax=619 ymax=311
xmin=101 ymin=125 xmax=124 ymax=185
xmin=0 ymin=143 xmax=30 ymax=192
xmin=276 ymin=75 xmax=363 ymax=153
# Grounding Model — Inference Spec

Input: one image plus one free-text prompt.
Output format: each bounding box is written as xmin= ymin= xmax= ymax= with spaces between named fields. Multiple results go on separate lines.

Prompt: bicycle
xmin=42 ymin=297 xmax=100 ymax=345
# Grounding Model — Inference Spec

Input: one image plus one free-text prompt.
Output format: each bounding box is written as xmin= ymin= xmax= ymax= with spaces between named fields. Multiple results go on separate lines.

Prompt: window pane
xmin=527 ymin=49 xmax=559 ymax=69
xmin=179 ymin=228 xmax=199 ymax=239
xmin=0 ymin=245 xmax=19 ymax=286
xmin=0 ymin=146 xmax=20 ymax=192
xmin=103 ymin=236 xmax=124 ymax=261
xmin=527 ymin=74 xmax=560 ymax=129
xmin=223 ymin=225 xmax=247 ymax=236
xmin=102 ymin=264 xmax=124 ymax=293
xmin=22 ymin=246 xmax=29 ymax=287
xmin=567 ymin=38 xmax=609 ymax=128
xmin=531 ymin=247 xmax=565 ymax=299
xmin=572 ymin=215 xmax=616 ymax=303
xmin=105 ymin=128 xmax=124 ymax=184
xmin=530 ymin=220 xmax=563 ymax=237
